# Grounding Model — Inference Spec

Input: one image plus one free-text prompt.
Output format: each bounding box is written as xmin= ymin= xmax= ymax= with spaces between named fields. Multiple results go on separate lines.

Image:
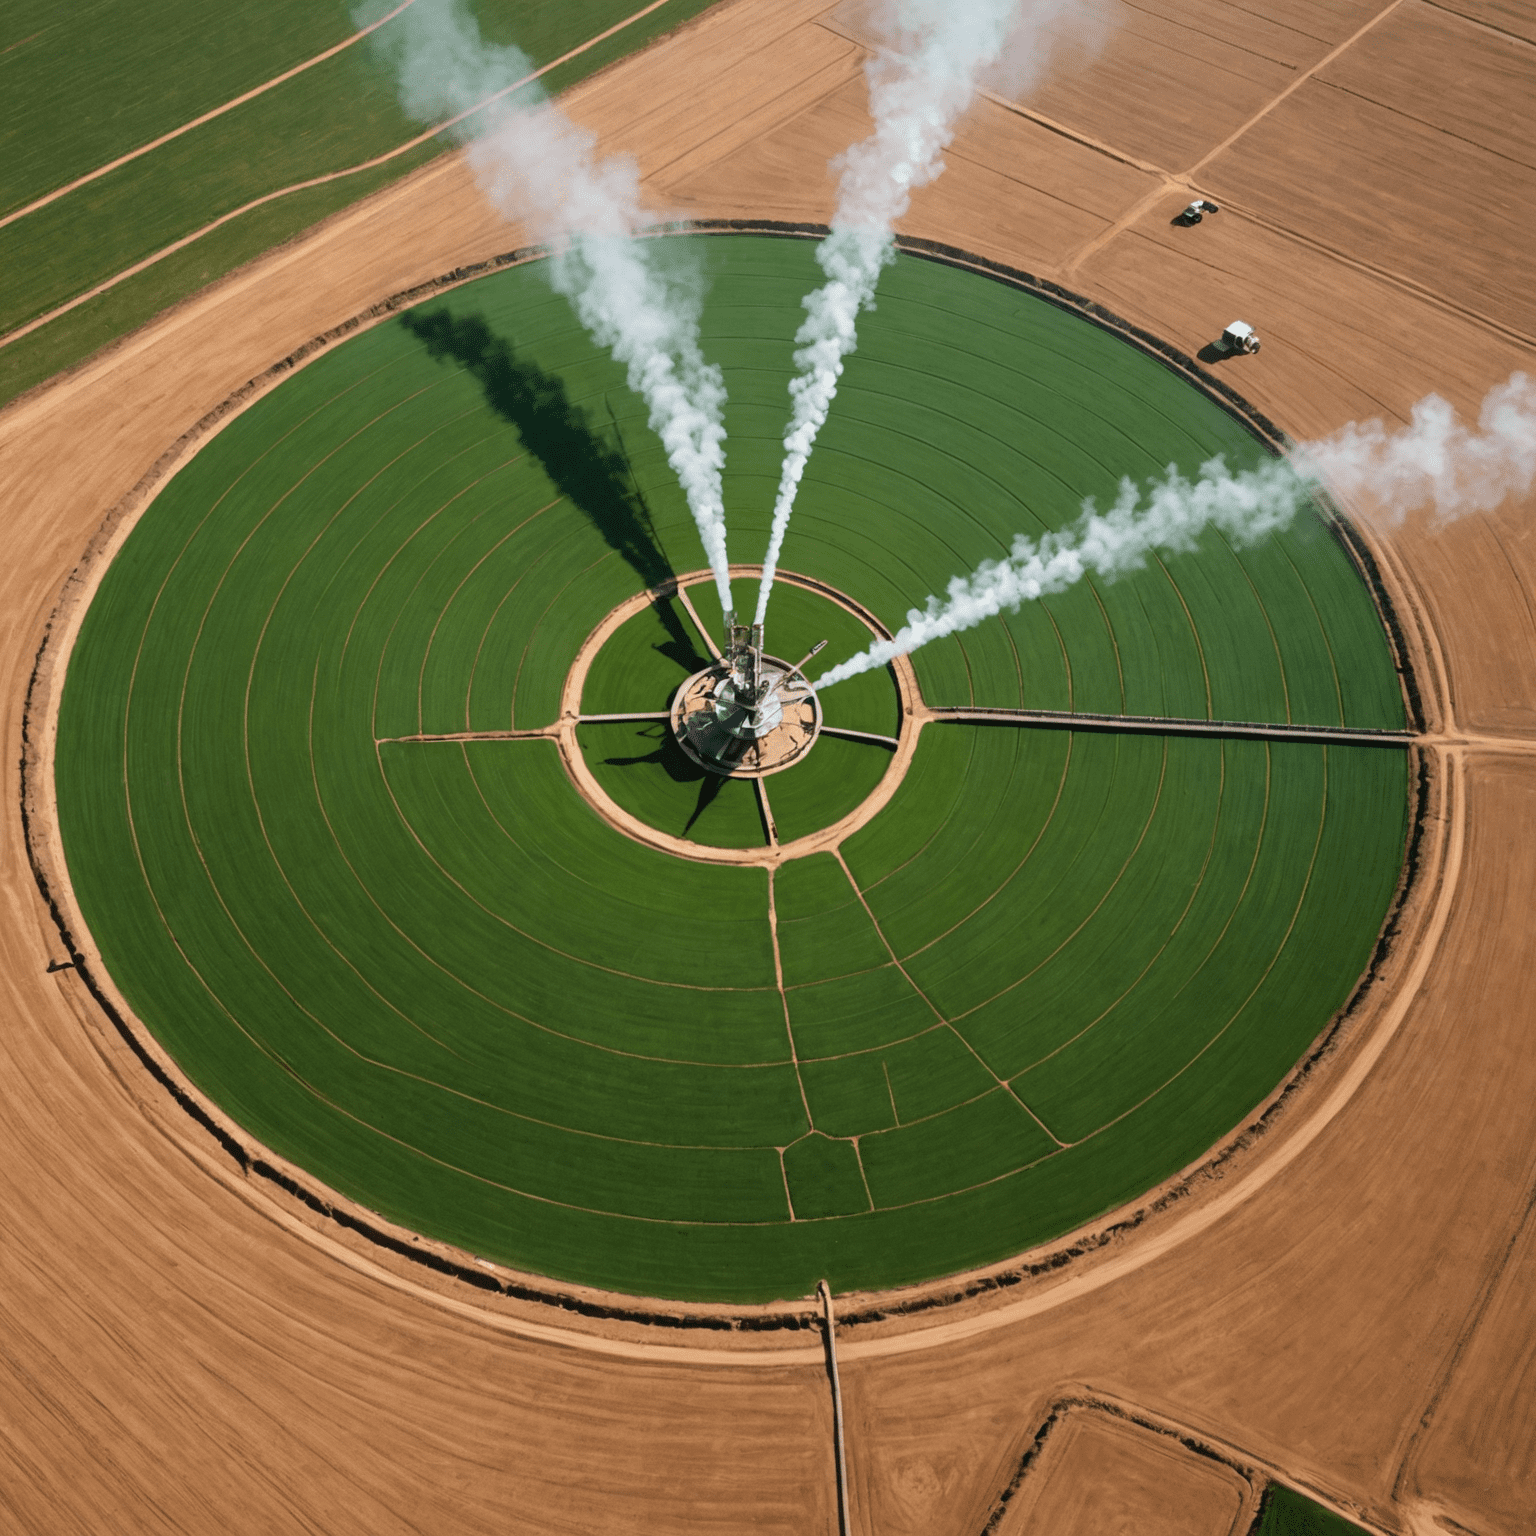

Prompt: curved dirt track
xmin=550 ymin=565 xmax=926 ymax=868
xmin=2 ymin=1 xmax=1535 ymax=1533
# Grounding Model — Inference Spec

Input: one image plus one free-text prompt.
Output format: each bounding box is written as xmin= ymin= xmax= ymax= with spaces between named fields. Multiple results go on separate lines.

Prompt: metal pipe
xmin=789 ymin=638 xmax=828 ymax=678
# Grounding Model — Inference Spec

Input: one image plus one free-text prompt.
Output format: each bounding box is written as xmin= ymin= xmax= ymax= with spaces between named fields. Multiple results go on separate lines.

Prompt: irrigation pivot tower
xmin=670 ymin=616 xmax=825 ymax=778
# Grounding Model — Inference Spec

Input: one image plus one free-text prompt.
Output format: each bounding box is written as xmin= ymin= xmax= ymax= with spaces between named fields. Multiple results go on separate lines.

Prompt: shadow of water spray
xmin=600 ymin=722 xmax=725 ymax=834
xmin=399 ymin=306 xmax=705 ymax=667
xmin=400 ymin=308 xmax=660 ymax=570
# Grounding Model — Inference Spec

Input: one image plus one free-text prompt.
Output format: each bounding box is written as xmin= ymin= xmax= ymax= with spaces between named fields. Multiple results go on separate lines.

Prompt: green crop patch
xmin=798 ymin=1052 xmax=900 ymax=1140
xmin=783 ymin=1134 xmax=871 ymax=1220
xmin=1251 ymin=1484 xmax=1371 ymax=1535
xmin=54 ymin=236 xmax=1410 ymax=1300
xmin=2 ymin=0 xmax=722 ymax=409
xmin=773 ymin=855 xmax=890 ymax=984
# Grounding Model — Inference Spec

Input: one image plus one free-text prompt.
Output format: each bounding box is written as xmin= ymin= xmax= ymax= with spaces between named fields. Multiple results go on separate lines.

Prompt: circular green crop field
xmin=55 ymin=235 xmax=1409 ymax=1302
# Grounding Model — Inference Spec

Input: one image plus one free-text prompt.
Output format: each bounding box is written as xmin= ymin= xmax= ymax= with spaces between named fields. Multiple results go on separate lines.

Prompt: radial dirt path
xmin=547 ymin=566 xmax=925 ymax=866
xmin=2 ymin=1 xmax=1535 ymax=1533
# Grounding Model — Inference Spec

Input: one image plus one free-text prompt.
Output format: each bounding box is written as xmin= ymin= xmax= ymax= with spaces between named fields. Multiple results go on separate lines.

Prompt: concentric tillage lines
xmin=57 ymin=237 xmax=1410 ymax=1299
xmin=178 ymin=365 xmax=795 ymax=1110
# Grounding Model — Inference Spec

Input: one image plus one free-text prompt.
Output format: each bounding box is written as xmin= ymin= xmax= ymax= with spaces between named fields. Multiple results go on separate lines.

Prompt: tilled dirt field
xmin=1 ymin=0 xmax=1533 ymax=1531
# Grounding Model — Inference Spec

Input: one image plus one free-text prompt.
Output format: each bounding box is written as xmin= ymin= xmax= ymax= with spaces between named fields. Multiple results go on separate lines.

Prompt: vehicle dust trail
xmin=815 ymin=373 xmax=1536 ymax=688
xmin=752 ymin=0 xmax=1102 ymax=626
xmin=365 ymin=0 xmax=733 ymax=613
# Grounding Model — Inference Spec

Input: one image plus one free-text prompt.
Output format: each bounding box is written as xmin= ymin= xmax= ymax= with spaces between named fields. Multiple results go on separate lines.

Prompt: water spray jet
xmin=364 ymin=0 xmax=735 ymax=614
xmin=813 ymin=371 xmax=1536 ymax=691
xmin=753 ymin=0 xmax=1096 ymax=631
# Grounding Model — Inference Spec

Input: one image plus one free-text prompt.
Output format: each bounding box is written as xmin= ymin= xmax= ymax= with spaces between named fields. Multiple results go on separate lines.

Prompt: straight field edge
xmin=18 ymin=224 xmax=1439 ymax=1341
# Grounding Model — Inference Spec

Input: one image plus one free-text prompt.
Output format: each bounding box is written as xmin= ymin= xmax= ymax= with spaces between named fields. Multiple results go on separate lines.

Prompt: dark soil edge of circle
xmin=19 ymin=223 xmax=1429 ymax=1332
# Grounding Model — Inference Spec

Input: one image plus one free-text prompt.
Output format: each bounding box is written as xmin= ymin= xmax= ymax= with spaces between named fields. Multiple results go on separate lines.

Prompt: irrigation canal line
xmin=674 ymin=584 xmax=722 ymax=660
xmin=574 ymin=711 xmax=671 ymax=723
xmin=820 ymin=725 xmax=900 ymax=748
xmin=755 ymin=777 xmax=780 ymax=846
xmin=931 ymin=707 xmax=1414 ymax=750
xmin=818 ymin=1280 xmax=852 ymax=1536
xmin=377 ymin=712 xmax=669 ymax=743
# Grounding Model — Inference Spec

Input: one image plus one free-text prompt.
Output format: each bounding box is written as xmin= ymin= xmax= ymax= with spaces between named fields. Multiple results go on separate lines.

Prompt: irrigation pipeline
xmin=929 ymin=707 xmax=1414 ymax=750
xmin=819 ymin=1280 xmax=851 ymax=1536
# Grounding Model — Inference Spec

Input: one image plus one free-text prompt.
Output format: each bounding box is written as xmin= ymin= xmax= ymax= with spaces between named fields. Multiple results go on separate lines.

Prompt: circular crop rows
xmin=53 ymin=234 xmax=1409 ymax=1302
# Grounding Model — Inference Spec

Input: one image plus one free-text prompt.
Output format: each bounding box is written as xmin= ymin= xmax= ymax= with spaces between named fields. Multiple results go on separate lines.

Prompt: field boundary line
xmin=0 ymin=0 xmax=425 ymax=233
xmin=931 ymin=706 xmax=1413 ymax=749
xmin=1184 ymin=1 xmax=1407 ymax=177
xmin=980 ymin=1393 xmax=1395 ymax=1536
xmin=674 ymin=584 xmax=723 ymax=659
xmin=819 ymin=1280 xmax=852 ymax=1536
xmin=1421 ymin=0 xmax=1536 ymax=49
xmin=1059 ymin=0 xmax=1407 ymax=279
xmin=767 ymin=867 xmax=815 ymax=1140
xmin=649 ymin=35 xmax=862 ymax=192
xmin=0 ymin=0 xmax=683 ymax=353
xmin=375 ymin=724 xmax=783 ymax=988
xmin=830 ymin=849 xmax=945 ymax=1025
xmin=1390 ymin=1155 xmax=1536 ymax=1509
xmin=1346 ymin=511 xmax=1451 ymax=734
xmin=756 ymin=777 xmax=780 ymax=845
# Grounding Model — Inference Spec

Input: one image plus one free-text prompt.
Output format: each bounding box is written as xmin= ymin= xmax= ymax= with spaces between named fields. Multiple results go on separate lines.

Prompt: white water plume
xmin=815 ymin=373 xmax=1536 ymax=689
xmin=753 ymin=0 xmax=1094 ymax=626
xmin=361 ymin=0 xmax=733 ymax=612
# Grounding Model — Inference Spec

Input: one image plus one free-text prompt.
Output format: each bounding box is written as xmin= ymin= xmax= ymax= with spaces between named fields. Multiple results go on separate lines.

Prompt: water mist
xmin=815 ymin=373 xmax=1536 ymax=688
xmin=753 ymin=0 xmax=1094 ymax=625
xmin=361 ymin=0 xmax=734 ymax=613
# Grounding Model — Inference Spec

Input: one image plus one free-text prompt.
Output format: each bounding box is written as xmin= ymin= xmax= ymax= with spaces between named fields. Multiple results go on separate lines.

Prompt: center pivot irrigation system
xmin=671 ymin=621 xmax=829 ymax=778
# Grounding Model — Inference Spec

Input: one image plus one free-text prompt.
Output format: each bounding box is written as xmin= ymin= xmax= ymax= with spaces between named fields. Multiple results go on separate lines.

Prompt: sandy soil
xmin=2 ymin=0 xmax=1535 ymax=1531
xmin=1198 ymin=2 xmax=1536 ymax=338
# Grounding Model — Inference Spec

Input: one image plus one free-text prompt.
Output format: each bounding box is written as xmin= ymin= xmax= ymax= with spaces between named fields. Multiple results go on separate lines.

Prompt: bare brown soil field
xmin=2 ymin=0 xmax=1534 ymax=1531
xmin=989 ymin=1406 xmax=1255 ymax=1535
xmin=1446 ymin=0 xmax=1536 ymax=47
xmin=1198 ymin=2 xmax=1536 ymax=337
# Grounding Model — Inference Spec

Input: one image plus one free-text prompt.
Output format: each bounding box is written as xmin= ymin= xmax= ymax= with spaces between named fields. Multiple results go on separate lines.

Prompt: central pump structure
xmin=671 ymin=616 xmax=825 ymax=778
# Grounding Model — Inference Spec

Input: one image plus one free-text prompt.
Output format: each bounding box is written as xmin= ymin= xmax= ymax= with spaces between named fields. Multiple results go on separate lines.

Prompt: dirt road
xmin=2 ymin=0 xmax=1533 ymax=1531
